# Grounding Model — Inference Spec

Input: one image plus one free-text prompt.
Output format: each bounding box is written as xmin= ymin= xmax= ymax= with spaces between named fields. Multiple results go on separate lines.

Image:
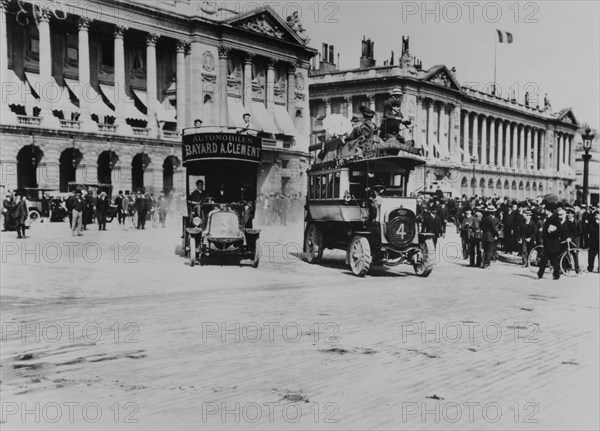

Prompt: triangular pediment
xmin=556 ymin=108 xmax=578 ymax=126
xmin=225 ymin=6 xmax=309 ymax=45
xmin=423 ymin=65 xmax=461 ymax=91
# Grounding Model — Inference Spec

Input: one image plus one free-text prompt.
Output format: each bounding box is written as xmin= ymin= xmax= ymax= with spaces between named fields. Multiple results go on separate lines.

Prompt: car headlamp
xmin=192 ymin=216 xmax=202 ymax=226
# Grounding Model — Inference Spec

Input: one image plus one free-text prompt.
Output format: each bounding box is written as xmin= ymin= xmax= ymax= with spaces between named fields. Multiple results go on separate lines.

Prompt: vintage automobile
xmin=304 ymin=133 xmax=435 ymax=277
xmin=176 ymin=126 xmax=262 ymax=267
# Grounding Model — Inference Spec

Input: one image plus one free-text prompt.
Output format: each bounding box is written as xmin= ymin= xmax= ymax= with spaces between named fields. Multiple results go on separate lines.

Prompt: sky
xmin=256 ymin=0 xmax=599 ymax=128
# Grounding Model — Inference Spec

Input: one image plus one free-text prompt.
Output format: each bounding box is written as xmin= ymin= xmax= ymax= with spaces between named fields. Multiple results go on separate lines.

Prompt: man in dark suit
xmin=96 ymin=192 xmax=109 ymax=231
xmin=537 ymin=205 xmax=567 ymax=279
xmin=114 ymin=190 xmax=124 ymax=224
xmin=136 ymin=192 xmax=148 ymax=230
xmin=214 ymin=184 xmax=230 ymax=203
xmin=189 ymin=180 xmax=208 ymax=203
xmin=587 ymin=210 xmax=599 ymax=272
xmin=480 ymin=206 xmax=499 ymax=268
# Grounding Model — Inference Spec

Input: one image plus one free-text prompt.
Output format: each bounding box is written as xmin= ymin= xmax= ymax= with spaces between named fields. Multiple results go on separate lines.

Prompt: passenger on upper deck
xmin=345 ymin=106 xmax=378 ymax=142
xmin=380 ymin=88 xmax=412 ymax=142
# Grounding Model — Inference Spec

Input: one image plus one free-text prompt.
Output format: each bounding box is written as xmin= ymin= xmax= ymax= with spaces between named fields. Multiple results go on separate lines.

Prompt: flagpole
xmin=493 ymin=31 xmax=498 ymax=95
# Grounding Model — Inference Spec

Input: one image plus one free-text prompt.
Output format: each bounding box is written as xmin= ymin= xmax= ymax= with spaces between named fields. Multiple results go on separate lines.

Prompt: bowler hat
xmin=391 ymin=87 xmax=402 ymax=96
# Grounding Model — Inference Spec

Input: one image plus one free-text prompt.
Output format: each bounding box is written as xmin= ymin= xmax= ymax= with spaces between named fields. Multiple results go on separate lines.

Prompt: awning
xmin=247 ymin=101 xmax=278 ymax=134
xmin=227 ymin=96 xmax=247 ymax=128
xmin=274 ymin=104 xmax=297 ymax=136
xmin=64 ymin=78 xmax=114 ymax=118
xmin=131 ymin=89 xmax=176 ymax=123
xmin=4 ymin=69 xmax=39 ymax=114
xmin=99 ymin=84 xmax=145 ymax=121
xmin=25 ymin=72 xmax=78 ymax=117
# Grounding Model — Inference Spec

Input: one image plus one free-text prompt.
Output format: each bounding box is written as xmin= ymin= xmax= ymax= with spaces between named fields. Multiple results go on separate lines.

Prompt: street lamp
xmin=470 ymin=156 xmax=477 ymax=197
xmin=582 ymin=126 xmax=595 ymax=206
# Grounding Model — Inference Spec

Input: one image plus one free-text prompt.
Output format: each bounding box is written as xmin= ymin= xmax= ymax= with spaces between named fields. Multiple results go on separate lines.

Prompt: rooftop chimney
xmin=360 ymin=37 xmax=376 ymax=69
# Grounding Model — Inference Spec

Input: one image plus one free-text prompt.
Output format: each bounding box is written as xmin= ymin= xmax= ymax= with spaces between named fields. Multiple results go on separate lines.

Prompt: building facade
xmin=0 ymin=0 xmax=316 ymax=197
xmin=309 ymin=37 xmax=583 ymax=202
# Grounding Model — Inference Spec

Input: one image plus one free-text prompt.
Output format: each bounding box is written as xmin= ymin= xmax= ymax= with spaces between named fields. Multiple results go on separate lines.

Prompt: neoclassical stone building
xmin=0 ymin=0 xmax=315 ymax=196
xmin=309 ymin=37 xmax=582 ymax=201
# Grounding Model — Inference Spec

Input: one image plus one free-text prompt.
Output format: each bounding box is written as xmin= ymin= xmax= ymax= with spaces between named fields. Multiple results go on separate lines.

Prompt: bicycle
xmin=528 ymin=239 xmax=585 ymax=277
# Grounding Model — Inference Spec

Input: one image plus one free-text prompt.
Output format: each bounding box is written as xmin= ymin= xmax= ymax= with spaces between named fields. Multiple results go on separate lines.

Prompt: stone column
xmin=427 ymin=101 xmax=435 ymax=158
xmin=525 ymin=126 xmax=532 ymax=170
xmin=176 ymin=41 xmax=186 ymax=131
xmin=243 ymin=54 xmax=253 ymax=108
xmin=471 ymin=113 xmax=478 ymax=162
xmin=286 ymin=65 xmax=296 ymax=117
xmin=532 ymin=128 xmax=539 ymax=171
xmin=562 ymin=134 xmax=568 ymax=166
xmin=266 ymin=59 xmax=275 ymax=113
xmin=325 ymin=98 xmax=331 ymax=117
xmin=448 ymin=104 xmax=460 ymax=162
xmin=218 ymin=46 xmax=230 ymax=125
xmin=512 ymin=123 xmax=518 ymax=167
xmin=519 ymin=124 xmax=525 ymax=169
xmin=439 ymin=103 xmax=449 ymax=158
xmin=368 ymin=94 xmax=376 ymax=112
xmin=555 ymin=132 xmax=561 ymax=170
xmin=113 ymin=25 xmax=131 ymax=134
xmin=497 ymin=121 xmax=504 ymax=167
xmin=77 ymin=17 xmax=95 ymax=131
xmin=146 ymin=33 xmax=159 ymax=138
xmin=489 ymin=118 xmax=496 ymax=166
xmin=0 ymin=0 xmax=16 ymax=124
xmin=37 ymin=9 xmax=60 ymax=128
xmin=480 ymin=116 xmax=488 ymax=166
xmin=344 ymin=96 xmax=353 ymax=118
xmin=462 ymin=110 xmax=470 ymax=162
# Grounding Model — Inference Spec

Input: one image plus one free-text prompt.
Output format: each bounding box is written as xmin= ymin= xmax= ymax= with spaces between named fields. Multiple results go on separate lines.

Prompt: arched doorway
xmin=17 ymin=145 xmax=43 ymax=189
xmin=59 ymin=148 xmax=82 ymax=192
xmin=163 ymin=155 xmax=180 ymax=194
xmin=132 ymin=153 xmax=151 ymax=192
xmin=98 ymin=151 xmax=118 ymax=185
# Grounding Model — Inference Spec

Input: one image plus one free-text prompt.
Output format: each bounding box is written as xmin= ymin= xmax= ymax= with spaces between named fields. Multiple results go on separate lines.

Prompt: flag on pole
xmin=496 ymin=30 xmax=513 ymax=44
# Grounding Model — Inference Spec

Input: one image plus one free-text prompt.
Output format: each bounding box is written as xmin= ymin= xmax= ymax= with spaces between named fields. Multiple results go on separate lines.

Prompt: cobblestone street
xmin=1 ymin=221 xmax=598 ymax=430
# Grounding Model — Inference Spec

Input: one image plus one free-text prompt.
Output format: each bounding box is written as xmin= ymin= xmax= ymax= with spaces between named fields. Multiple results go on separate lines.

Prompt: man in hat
xmin=2 ymin=189 xmax=16 ymax=232
xmin=519 ymin=210 xmax=536 ymax=267
xmin=71 ymin=189 xmax=85 ymax=236
xmin=383 ymin=87 xmax=404 ymax=118
xmin=346 ymin=106 xmax=378 ymax=143
xmin=460 ymin=208 xmax=475 ymax=259
xmin=537 ymin=205 xmax=567 ymax=279
xmin=96 ymin=191 xmax=109 ymax=231
xmin=469 ymin=206 xmax=483 ymax=267
xmin=115 ymin=190 xmax=124 ymax=224
xmin=480 ymin=205 xmax=499 ymax=268
xmin=564 ymin=206 xmax=582 ymax=273
xmin=194 ymin=118 xmax=203 ymax=127
xmin=587 ymin=210 xmax=599 ymax=272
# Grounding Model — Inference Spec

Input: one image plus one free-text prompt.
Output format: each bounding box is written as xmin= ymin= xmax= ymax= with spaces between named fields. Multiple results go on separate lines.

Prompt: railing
xmin=132 ymin=127 xmax=150 ymax=136
xmin=59 ymin=120 xmax=81 ymax=130
xmin=98 ymin=123 xmax=117 ymax=133
xmin=162 ymin=130 xmax=180 ymax=140
xmin=17 ymin=116 xmax=42 ymax=126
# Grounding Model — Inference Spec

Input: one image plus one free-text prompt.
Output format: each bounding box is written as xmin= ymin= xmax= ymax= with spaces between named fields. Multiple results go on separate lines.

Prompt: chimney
xmin=322 ymin=43 xmax=328 ymax=61
xmin=329 ymin=45 xmax=334 ymax=64
xmin=390 ymin=50 xmax=394 ymax=66
xmin=360 ymin=37 xmax=376 ymax=69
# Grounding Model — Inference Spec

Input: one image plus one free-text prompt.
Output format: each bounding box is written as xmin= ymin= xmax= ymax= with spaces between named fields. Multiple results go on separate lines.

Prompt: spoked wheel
xmin=305 ymin=223 xmax=324 ymax=264
xmin=560 ymin=249 xmax=580 ymax=277
xmin=348 ymin=236 xmax=372 ymax=277
xmin=413 ymin=239 xmax=434 ymax=277
xmin=528 ymin=245 xmax=549 ymax=274
xmin=189 ymin=236 xmax=197 ymax=267
xmin=252 ymin=245 xmax=261 ymax=268
xmin=29 ymin=210 xmax=40 ymax=223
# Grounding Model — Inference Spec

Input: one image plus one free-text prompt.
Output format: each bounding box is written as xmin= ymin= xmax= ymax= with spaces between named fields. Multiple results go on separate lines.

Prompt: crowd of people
xmin=255 ymin=193 xmax=304 ymax=226
xmin=417 ymin=192 xmax=600 ymax=278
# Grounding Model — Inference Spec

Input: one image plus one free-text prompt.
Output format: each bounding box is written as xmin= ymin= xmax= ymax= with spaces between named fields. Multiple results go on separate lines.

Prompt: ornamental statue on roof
xmin=286 ymin=11 xmax=311 ymax=44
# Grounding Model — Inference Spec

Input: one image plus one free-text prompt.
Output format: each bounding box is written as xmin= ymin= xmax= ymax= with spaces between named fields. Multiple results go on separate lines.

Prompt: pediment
xmin=557 ymin=108 xmax=578 ymax=125
xmin=225 ymin=7 xmax=309 ymax=45
xmin=423 ymin=66 xmax=461 ymax=91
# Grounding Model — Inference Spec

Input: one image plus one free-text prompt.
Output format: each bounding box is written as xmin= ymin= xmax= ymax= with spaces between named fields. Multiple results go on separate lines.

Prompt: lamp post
xmin=582 ymin=127 xmax=595 ymax=207
xmin=470 ymin=156 xmax=477 ymax=197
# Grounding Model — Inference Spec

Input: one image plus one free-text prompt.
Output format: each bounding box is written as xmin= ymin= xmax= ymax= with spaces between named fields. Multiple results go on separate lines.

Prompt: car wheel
xmin=413 ymin=239 xmax=434 ymax=277
xmin=305 ymin=223 xmax=324 ymax=264
xmin=348 ymin=235 xmax=372 ymax=277
xmin=189 ymin=236 xmax=196 ymax=267
xmin=29 ymin=210 xmax=40 ymax=223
